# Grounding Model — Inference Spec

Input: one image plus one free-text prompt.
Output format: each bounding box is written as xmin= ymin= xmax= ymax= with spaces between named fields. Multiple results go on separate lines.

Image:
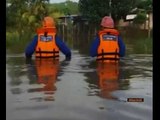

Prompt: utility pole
xmin=109 ymin=0 xmax=112 ymax=17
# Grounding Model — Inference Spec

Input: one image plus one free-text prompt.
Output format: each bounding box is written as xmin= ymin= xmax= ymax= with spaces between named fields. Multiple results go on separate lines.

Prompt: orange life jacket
xmin=35 ymin=27 xmax=59 ymax=59
xmin=97 ymin=62 xmax=119 ymax=99
xmin=97 ymin=28 xmax=120 ymax=62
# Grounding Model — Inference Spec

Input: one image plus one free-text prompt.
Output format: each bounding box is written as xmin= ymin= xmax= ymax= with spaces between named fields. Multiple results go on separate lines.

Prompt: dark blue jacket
xmin=90 ymin=34 xmax=126 ymax=57
xmin=25 ymin=35 xmax=71 ymax=58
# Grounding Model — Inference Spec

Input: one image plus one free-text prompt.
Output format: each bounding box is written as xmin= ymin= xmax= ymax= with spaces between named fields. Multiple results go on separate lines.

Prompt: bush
xmin=6 ymin=30 xmax=34 ymax=53
xmin=133 ymin=12 xmax=147 ymax=24
xmin=6 ymin=31 xmax=20 ymax=47
xmin=132 ymin=38 xmax=152 ymax=54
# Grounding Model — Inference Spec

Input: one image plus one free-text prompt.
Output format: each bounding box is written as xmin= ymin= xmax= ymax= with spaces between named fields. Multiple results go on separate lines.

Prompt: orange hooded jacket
xmin=35 ymin=17 xmax=59 ymax=58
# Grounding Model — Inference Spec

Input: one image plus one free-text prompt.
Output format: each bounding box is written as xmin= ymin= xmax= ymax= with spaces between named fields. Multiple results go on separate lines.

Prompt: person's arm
xmin=118 ymin=35 xmax=126 ymax=57
xmin=55 ymin=35 xmax=71 ymax=59
xmin=25 ymin=35 xmax=38 ymax=58
xmin=90 ymin=35 xmax=100 ymax=57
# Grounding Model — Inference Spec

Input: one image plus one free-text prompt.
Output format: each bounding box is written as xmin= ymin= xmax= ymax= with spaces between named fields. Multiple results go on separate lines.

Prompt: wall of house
xmin=118 ymin=12 xmax=152 ymax=30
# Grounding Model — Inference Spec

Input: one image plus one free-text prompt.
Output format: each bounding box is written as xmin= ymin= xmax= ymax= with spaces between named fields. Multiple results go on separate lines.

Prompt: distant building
xmin=118 ymin=12 xmax=152 ymax=30
xmin=58 ymin=14 xmax=88 ymax=26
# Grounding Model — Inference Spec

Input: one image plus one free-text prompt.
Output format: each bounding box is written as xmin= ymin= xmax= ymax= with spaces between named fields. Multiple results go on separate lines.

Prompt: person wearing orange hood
xmin=90 ymin=16 xmax=125 ymax=62
xmin=25 ymin=16 xmax=71 ymax=60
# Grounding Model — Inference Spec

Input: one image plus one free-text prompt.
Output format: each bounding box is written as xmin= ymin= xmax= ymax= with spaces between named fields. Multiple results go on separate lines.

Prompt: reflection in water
xmin=96 ymin=62 xmax=119 ymax=99
xmin=6 ymin=53 xmax=152 ymax=120
xmin=26 ymin=58 xmax=60 ymax=101
xmin=6 ymin=27 xmax=152 ymax=120
xmin=85 ymin=61 xmax=130 ymax=100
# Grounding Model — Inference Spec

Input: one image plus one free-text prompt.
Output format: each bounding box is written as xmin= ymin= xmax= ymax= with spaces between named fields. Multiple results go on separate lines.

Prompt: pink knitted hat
xmin=100 ymin=16 xmax=114 ymax=28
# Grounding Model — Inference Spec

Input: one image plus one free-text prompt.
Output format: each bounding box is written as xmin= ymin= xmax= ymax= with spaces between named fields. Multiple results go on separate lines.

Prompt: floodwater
xmin=6 ymin=51 xmax=152 ymax=120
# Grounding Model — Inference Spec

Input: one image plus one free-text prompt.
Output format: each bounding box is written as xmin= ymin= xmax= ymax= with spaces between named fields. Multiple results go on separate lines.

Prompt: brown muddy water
xmin=6 ymin=50 xmax=152 ymax=120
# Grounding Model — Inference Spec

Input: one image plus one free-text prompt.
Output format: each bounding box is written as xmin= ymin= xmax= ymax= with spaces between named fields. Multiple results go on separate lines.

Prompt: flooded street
xmin=6 ymin=50 xmax=152 ymax=120
xmin=6 ymin=0 xmax=153 ymax=119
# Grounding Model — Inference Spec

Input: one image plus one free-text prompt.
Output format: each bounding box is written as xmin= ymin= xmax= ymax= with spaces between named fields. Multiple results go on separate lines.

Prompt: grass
xmin=132 ymin=38 xmax=152 ymax=54
xmin=6 ymin=31 xmax=34 ymax=53
xmin=6 ymin=27 xmax=153 ymax=54
xmin=120 ymin=27 xmax=153 ymax=54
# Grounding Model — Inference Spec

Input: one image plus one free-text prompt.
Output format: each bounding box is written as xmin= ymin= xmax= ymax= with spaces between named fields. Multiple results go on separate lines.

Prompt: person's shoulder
xmin=111 ymin=28 xmax=120 ymax=35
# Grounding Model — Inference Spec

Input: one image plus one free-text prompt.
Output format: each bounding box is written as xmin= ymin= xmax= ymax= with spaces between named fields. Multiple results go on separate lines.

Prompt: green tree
xmin=134 ymin=0 xmax=152 ymax=25
xmin=6 ymin=0 xmax=49 ymax=32
xmin=133 ymin=12 xmax=147 ymax=24
xmin=48 ymin=1 xmax=79 ymax=15
xmin=6 ymin=0 xmax=27 ymax=30
xmin=79 ymin=0 xmax=110 ymax=23
xmin=111 ymin=0 xmax=138 ymax=21
xmin=137 ymin=0 xmax=152 ymax=12
xmin=47 ymin=1 xmax=79 ymax=24
xmin=6 ymin=0 xmax=49 ymax=48
xmin=79 ymin=0 xmax=139 ymax=24
xmin=133 ymin=0 xmax=152 ymax=38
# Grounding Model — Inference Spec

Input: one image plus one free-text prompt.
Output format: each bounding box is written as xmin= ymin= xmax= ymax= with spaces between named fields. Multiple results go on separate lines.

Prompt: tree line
xmin=6 ymin=0 xmax=152 ymax=31
xmin=6 ymin=0 xmax=78 ymax=32
xmin=6 ymin=0 xmax=152 ymax=45
xmin=79 ymin=0 xmax=152 ymax=25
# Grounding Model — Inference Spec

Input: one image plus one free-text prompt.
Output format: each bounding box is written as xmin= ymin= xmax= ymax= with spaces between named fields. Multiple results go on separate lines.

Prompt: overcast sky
xmin=50 ymin=0 xmax=79 ymax=3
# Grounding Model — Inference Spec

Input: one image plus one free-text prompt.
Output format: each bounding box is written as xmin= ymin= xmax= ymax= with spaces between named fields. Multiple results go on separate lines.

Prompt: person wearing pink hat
xmin=90 ymin=16 xmax=126 ymax=62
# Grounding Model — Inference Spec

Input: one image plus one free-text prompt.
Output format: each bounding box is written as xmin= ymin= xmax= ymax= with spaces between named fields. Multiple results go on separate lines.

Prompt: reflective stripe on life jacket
xmin=35 ymin=27 xmax=59 ymax=59
xmin=97 ymin=29 xmax=120 ymax=62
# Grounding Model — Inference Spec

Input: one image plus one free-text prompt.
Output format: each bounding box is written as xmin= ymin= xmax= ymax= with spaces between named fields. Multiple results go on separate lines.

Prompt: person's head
xmin=100 ymin=16 xmax=114 ymax=28
xmin=42 ymin=16 xmax=55 ymax=28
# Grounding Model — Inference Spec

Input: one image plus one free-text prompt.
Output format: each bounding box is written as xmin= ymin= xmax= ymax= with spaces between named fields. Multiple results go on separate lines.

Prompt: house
xmin=58 ymin=14 xmax=88 ymax=26
xmin=118 ymin=7 xmax=153 ymax=30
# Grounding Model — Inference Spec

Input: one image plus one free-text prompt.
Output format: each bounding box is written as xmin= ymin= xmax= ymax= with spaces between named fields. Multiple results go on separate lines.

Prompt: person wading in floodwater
xmin=90 ymin=16 xmax=126 ymax=99
xmin=25 ymin=16 xmax=71 ymax=60
xmin=25 ymin=16 xmax=71 ymax=101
